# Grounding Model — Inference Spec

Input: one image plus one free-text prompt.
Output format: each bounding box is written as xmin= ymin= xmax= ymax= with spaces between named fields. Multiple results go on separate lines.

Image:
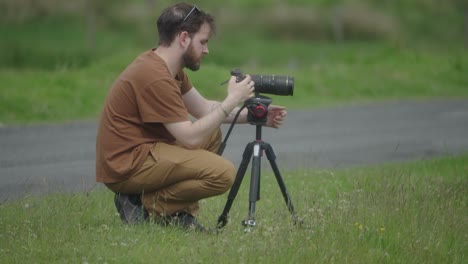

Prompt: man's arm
xmin=185 ymin=89 xmax=287 ymax=128
xmin=163 ymin=76 xmax=254 ymax=150
xmin=182 ymin=85 xmax=287 ymax=128
xmin=182 ymin=88 xmax=249 ymax=124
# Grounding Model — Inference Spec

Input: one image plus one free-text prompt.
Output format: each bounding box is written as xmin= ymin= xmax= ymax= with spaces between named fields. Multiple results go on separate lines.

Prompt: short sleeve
xmin=135 ymin=79 xmax=189 ymax=123
xmin=177 ymin=70 xmax=193 ymax=95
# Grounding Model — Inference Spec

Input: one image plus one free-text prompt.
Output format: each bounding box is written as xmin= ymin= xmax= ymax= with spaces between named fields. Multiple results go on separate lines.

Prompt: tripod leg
xmin=243 ymin=143 xmax=262 ymax=227
xmin=263 ymin=143 xmax=297 ymax=218
xmin=217 ymin=142 xmax=254 ymax=228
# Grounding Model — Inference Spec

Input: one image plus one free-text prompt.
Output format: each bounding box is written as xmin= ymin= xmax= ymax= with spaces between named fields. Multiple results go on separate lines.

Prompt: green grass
xmin=1 ymin=155 xmax=466 ymax=263
xmin=0 ymin=1 xmax=466 ymax=263
xmin=0 ymin=16 xmax=147 ymax=69
xmin=0 ymin=0 xmax=467 ymax=124
xmin=1 ymin=40 xmax=467 ymax=124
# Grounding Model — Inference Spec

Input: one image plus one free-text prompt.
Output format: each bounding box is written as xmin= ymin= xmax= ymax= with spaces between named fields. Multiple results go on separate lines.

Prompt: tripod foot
xmin=292 ymin=215 xmax=305 ymax=227
xmin=241 ymin=219 xmax=256 ymax=228
xmin=217 ymin=214 xmax=229 ymax=229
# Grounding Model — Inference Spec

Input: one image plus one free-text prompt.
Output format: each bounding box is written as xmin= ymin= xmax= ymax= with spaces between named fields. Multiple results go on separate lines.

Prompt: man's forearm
xmin=209 ymin=100 xmax=247 ymax=124
xmin=224 ymin=105 xmax=248 ymax=124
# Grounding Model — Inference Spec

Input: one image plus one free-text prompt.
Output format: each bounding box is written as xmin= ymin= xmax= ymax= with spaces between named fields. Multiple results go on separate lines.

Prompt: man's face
xmin=183 ymin=23 xmax=211 ymax=71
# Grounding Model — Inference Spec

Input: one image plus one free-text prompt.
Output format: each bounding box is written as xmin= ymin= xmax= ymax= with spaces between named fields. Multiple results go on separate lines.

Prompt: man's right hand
xmin=222 ymin=75 xmax=255 ymax=110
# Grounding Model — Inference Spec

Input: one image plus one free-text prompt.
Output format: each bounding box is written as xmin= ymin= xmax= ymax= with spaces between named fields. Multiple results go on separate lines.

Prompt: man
xmin=95 ymin=3 xmax=287 ymax=230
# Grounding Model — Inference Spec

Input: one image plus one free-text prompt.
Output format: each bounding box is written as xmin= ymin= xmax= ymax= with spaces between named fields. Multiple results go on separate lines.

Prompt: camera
xmin=230 ymin=69 xmax=294 ymax=125
xmin=231 ymin=69 xmax=294 ymax=96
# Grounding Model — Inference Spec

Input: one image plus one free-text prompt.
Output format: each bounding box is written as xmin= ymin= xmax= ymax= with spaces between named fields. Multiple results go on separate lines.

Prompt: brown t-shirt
xmin=96 ymin=49 xmax=192 ymax=183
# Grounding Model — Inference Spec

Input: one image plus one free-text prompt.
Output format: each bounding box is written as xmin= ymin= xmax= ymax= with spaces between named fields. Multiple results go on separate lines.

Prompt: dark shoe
xmin=114 ymin=193 xmax=148 ymax=224
xmin=161 ymin=212 xmax=207 ymax=232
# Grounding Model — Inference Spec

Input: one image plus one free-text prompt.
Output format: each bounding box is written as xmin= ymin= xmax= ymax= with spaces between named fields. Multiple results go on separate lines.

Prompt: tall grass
xmin=1 ymin=1 xmax=467 ymax=124
xmin=1 ymin=39 xmax=466 ymax=124
xmin=1 ymin=155 xmax=466 ymax=263
xmin=1 ymin=0 xmax=466 ymax=69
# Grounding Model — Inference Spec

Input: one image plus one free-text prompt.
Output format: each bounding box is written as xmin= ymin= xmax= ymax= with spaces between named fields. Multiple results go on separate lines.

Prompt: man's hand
xmin=223 ymin=75 xmax=255 ymax=110
xmin=266 ymin=105 xmax=287 ymax=128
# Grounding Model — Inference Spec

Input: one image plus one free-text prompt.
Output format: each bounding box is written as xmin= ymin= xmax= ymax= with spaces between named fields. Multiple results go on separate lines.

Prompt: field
xmin=0 ymin=0 xmax=467 ymax=123
xmin=0 ymin=0 xmax=467 ymax=263
xmin=0 ymin=155 xmax=466 ymax=263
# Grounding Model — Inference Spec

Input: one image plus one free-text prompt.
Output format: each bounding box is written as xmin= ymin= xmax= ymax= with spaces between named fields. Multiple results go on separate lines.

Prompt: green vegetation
xmin=0 ymin=0 xmax=467 ymax=124
xmin=1 ymin=40 xmax=465 ymax=123
xmin=1 ymin=155 xmax=466 ymax=263
xmin=0 ymin=2 xmax=466 ymax=263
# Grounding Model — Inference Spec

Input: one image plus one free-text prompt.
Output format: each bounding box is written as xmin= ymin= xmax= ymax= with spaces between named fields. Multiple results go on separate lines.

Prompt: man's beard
xmin=183 ymin=44 xmax=201 ymax=71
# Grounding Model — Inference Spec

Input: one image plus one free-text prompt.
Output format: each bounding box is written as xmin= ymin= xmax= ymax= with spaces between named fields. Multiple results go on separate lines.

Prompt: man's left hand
xmin=266 ymin=105 xmax=287 ymax=129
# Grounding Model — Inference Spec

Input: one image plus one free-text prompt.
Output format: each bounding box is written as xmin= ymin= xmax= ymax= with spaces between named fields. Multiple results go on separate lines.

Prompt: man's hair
xmin=157 ymin=3 xmax=215 ymax=46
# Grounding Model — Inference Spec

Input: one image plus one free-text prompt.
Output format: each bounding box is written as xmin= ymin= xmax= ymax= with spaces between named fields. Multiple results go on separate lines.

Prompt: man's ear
xmin=178 ymin=31 xmax=191 ymax=49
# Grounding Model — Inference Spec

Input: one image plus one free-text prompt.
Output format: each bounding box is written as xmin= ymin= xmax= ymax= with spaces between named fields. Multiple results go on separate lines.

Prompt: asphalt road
xmin=1 ymin=99 xmax=467 ymax=202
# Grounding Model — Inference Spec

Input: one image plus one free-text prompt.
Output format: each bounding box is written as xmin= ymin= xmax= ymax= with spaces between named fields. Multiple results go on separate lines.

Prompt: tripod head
xmin=245 ymin=95 xmax=272 ymax=126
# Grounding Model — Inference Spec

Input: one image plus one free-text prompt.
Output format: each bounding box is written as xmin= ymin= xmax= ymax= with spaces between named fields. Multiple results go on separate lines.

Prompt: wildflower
xmin=355 ymin=222 xmax=363 ymax=230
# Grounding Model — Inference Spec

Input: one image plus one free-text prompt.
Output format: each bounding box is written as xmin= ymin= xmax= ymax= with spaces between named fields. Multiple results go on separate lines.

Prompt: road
xmin=1 ymin=99 xmax=467 ymax=202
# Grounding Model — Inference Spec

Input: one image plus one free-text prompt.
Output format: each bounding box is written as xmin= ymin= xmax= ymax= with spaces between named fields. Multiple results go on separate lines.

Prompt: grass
xmin=1 ymin=40 xmax=467 ymax=124
xmin=0 ymin=155 xmax=466 ymax=263
xmin=0 ymin=2 xmax=466 ymax=262
xmin=0 ymin=1 xmax=467 ymax=124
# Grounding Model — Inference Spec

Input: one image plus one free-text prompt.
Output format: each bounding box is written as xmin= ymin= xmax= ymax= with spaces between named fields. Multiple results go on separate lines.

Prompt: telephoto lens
xmin=231 ymin=69 xmax=294 ymax=96
xmin=250 ymin=74 xmax=294 ymax=96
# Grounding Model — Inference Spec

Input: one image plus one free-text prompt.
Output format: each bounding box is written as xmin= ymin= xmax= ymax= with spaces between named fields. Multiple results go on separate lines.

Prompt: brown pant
xmin=106 ymin=129 xmax=235 ymax=218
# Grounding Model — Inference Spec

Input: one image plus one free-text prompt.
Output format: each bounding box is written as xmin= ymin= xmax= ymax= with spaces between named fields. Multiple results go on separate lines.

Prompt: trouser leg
xmin=106 ymin=129 xmax=235 ymax=217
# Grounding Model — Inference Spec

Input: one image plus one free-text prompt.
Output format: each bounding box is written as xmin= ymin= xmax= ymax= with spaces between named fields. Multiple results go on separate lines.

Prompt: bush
xmin=0 ymin=0 xmax=83 ymax=23
xmin=243 ymin=5 xmax=399 ymax=41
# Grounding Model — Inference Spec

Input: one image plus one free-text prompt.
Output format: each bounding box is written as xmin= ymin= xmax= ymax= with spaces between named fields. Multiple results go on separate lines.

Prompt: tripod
xmin=217 ymin=123 xmax=298 ymax=228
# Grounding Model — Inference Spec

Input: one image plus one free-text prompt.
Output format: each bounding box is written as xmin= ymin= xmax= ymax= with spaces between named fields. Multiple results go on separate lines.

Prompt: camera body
xmin=231 ymin=69 xmax=294 ymax=125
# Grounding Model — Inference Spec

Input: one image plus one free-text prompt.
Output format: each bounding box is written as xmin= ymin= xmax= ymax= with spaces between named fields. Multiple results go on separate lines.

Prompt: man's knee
xmin=209 ymin=159 xmax=236 ymax=194
xmin=220 ymin=161 xmax=236 ymax=191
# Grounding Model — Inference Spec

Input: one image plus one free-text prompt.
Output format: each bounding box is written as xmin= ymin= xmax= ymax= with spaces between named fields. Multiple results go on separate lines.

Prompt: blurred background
xmin=0 ymin=0 xmax=467 ymax=123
